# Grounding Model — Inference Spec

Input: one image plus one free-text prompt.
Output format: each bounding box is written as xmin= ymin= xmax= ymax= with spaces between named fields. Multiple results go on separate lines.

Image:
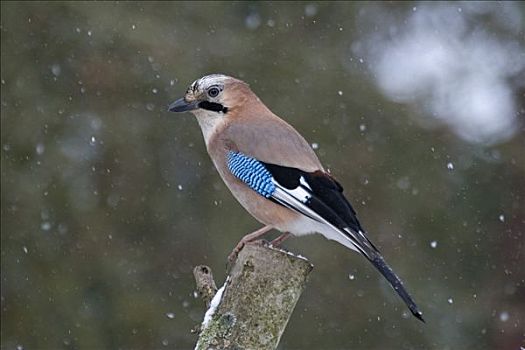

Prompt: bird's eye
xmin=207 ymin=87 xmax=220 ymax=98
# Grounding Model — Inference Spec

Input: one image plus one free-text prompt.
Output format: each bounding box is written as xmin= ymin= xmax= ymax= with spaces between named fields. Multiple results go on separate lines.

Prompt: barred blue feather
xmin=227 ymin=151 xmax=275 ymax=198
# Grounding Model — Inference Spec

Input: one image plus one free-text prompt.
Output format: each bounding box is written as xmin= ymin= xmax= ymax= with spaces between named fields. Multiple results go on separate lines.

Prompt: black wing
xmin=263 ymin=162 xmax=378 ymax=255
xmin=261 ymin=161 xmax=425 ymax=322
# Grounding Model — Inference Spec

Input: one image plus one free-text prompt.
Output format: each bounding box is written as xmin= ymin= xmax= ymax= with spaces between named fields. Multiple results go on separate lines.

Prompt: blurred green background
xmin=1 ymin=2 xmax=524 ymax=349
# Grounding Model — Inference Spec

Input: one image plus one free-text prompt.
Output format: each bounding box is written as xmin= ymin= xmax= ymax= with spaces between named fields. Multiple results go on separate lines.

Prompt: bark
xmin=193 ymin=265 xmax=218 ymax=308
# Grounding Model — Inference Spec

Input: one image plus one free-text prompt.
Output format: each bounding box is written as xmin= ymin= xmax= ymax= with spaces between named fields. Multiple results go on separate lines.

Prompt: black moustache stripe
xmin=198 ymin=101 xmax=228 ymax=113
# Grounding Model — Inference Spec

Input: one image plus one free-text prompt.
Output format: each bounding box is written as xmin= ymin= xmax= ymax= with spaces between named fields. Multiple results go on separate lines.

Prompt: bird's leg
xmin=228 ymin=225 xmax=272 ymax=263
xmin=269 ymin=232 xmax=291 ymax=247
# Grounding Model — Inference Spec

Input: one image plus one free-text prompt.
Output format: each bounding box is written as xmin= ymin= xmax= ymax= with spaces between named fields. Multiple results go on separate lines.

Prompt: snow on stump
xmin=194 ymin=242 xmax=314 ymax=350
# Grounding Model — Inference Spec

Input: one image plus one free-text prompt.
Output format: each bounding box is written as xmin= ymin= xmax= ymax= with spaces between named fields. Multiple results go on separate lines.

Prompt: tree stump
xmin=194 ymin=242 xmax=313 ymax=350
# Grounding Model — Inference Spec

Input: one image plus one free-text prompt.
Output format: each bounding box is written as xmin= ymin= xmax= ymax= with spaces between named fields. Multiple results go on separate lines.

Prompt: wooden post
xmin=194 ymin=242 xmax=313 ymax=350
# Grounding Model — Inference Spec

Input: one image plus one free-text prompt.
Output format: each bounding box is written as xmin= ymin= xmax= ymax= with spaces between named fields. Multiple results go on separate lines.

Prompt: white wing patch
xmin=284 ymin=185 xmax=311 ymax=203
xmin=299 ymin=176 xmax=312 ymax=190
xmin=271 ymin=176 xmax=312 ymax=203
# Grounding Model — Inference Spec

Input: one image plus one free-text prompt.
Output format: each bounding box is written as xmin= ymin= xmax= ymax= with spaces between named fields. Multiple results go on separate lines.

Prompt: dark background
xmin=1 ymin=2 xmax=524 ymax=349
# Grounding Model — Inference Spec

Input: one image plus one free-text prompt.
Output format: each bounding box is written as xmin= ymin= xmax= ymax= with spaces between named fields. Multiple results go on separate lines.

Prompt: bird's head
xmin=168 ymin=74 xmax=251 ymax=117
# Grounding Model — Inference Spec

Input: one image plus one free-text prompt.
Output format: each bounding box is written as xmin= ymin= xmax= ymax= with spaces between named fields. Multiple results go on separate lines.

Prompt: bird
xmin=168 ymin=74 xmax=424 ymax=322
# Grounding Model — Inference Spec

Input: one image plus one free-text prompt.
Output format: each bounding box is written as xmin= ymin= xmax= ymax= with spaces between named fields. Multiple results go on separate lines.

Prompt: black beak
xmin=168 ymin=98 xmax=199 ymax=113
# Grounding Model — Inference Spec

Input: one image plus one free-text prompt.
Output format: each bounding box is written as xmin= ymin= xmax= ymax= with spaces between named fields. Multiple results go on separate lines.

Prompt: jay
xmin=168 ymin=74 xmax=424 ymax=322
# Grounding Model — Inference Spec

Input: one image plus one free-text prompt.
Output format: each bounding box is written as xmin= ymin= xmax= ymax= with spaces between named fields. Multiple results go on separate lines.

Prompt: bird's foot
xmin=227 ymin=239 xmax=270 ymax=264
xmin=226 ymin=225 xmax=273 ymax=266
xmin=227 ymin=240 xmax=246 ymax=265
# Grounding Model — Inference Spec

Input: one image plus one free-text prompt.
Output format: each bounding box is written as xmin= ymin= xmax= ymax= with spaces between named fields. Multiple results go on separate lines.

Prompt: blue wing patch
xmin=227 ymin=151 xmax=275 ymax=198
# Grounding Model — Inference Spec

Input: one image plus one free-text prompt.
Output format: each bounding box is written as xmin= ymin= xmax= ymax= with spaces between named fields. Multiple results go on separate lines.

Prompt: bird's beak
xmin=168 ymin=98 xmax=199 ymax=113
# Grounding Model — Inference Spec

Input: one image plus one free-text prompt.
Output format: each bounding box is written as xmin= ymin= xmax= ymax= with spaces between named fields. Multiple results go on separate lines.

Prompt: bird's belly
xmin=282 ymin=215 xmax=329 ymax=236
xmin=226 ymin=178 xmax=302 ymax=230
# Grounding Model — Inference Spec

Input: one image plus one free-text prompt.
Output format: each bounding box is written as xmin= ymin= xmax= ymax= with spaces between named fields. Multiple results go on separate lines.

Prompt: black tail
xmin=370 ymin=255 xmax=425 ymax=323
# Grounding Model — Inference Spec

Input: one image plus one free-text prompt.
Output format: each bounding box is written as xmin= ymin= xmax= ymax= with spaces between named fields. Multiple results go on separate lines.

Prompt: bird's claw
xmin=226 ymin=239 xmax=269 ymax=271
